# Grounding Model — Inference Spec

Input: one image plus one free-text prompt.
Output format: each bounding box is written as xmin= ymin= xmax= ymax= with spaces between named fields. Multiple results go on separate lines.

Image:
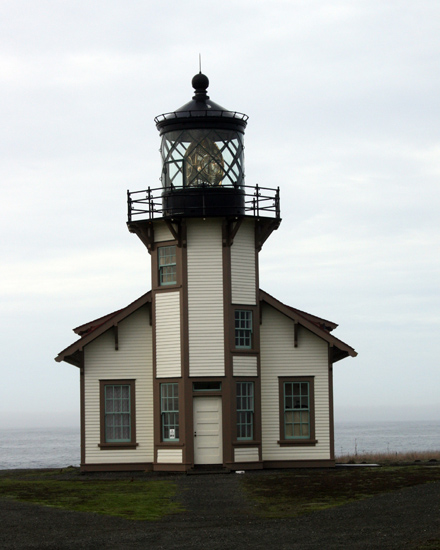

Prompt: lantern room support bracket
xmin=255 ymin=218 xmax=281 ymax=251
xmin=222 ymin=217 xmax=243 ymax=247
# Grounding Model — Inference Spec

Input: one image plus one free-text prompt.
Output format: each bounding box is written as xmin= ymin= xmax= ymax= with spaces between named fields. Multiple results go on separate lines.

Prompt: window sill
xmin=156 ymin=441 xmax=184 ymax=447
xmin=277 ymin=439 xmax=318 ymax=447
xmin=99 ymin=443 xmax=139 ymax=450
xmin=233 ymin=440 xmax=261 ymax=446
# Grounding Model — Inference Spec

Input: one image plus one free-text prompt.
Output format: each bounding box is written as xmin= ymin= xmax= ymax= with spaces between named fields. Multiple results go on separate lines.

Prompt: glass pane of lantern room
xmin=161 ymin=128 xmax=244 ymax=190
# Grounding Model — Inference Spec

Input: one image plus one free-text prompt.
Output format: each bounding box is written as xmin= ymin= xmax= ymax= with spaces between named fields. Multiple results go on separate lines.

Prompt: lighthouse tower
xmin=127 ymin=73 xmax=280 ymax=470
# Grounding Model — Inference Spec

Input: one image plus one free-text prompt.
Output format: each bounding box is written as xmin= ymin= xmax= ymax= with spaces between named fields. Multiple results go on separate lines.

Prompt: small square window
xmin=235 ymin=310 xmax=252 ymax=348
xmin=158 ymin=246 xmax=177 ymax=286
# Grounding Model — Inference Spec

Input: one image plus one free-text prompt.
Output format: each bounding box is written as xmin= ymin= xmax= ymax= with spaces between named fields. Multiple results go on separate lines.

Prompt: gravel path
xmin=0 ymin=472 xmax=439 ymax=549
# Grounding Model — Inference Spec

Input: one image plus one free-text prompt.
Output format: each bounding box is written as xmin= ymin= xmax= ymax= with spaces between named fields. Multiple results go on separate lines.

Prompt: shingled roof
xmin=56 ymin=289 xmax=356 ymax=367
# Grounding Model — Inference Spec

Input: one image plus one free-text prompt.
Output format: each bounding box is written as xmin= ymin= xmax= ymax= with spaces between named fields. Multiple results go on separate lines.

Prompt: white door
xmin=193 ymin=396 xmax=223 ymax=465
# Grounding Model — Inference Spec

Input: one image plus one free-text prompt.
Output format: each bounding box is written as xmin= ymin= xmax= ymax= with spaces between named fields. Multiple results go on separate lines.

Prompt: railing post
xmin=255 ymin=184 xmax=260 ymax=218
xmin=127 ymin=190 xmax=132 ymax=222
xmin=147 ymin=187 xmax=152 ymax=219
xmin=276 ymin=187 xmax=280 ymax=219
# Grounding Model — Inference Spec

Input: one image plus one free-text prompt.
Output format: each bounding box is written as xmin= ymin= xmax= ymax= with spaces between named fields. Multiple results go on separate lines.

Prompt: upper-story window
xmin=158 ymin=245 xmax=177 ymax=286
xmin=235 ymin=310 xmax=252 ymax=348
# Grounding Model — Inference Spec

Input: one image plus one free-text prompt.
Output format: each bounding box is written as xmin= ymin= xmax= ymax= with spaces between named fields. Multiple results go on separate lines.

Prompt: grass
xmin=0 ymin=468 xmax=182 ymax=520
xmin=336 ymin=449 xmax=440 ymax=465
xmin=242 ymin=465 xmax=440 ymax=518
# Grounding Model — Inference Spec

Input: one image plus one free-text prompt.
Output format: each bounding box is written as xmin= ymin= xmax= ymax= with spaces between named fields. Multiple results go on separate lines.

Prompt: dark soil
xmin=0 ymin=468 xmax=439 ymax=549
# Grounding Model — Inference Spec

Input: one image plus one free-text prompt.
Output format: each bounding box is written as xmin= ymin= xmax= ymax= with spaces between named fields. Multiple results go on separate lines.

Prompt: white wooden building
xmin=56 ymin=74 xmax=356 ymax=472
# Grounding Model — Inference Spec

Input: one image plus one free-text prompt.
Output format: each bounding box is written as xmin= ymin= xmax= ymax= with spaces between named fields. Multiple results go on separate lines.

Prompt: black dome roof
xmin=155 ymin=73 xmax=248 ymax=134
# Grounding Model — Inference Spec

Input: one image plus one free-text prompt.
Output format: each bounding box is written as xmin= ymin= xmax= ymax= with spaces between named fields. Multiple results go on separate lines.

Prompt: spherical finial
xmin=192 ymin=72 xmax=209 ymax=92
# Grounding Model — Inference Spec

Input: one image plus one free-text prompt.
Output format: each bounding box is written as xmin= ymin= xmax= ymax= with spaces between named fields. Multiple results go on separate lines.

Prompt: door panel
xmin=193 ymin=397 xmax=223 ymax=465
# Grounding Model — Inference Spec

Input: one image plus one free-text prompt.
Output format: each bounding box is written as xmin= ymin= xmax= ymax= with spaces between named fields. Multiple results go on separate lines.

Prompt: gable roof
xmin=259 ymin=289 xmax=357 ymax=362
xmin=55 ymin=288 xmax=356 ymax=367
xmin=55 ymin=292 xmax=152 ymax=367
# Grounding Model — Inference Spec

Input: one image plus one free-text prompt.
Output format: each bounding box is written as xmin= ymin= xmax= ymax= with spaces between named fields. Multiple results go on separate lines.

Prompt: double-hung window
xmin=235 ymin=310 xmax=252 ymax=348
xmin=279 ymin=377 xmax=316 ymax=445
xmin=236 ymin=382 xmax=254 ymax=440
xmin=161 ymin=383 xmax=179 ymax=441
xmin=158 ymin=245 xmax=177 ymax=286
xmin=100 ymin=380 xmax=136 ymax=448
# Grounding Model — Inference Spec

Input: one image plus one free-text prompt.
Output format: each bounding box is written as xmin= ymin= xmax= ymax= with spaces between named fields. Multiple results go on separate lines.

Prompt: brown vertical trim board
xmin=328 ymin=346 xmax=335 ymax=460
xmin=222 ymin=218 xmax=234 ymax=466
xmin=180 ymin=229 xmax=193 ymax=467
xmin=79 ymin=352 xmax=85 ymax=467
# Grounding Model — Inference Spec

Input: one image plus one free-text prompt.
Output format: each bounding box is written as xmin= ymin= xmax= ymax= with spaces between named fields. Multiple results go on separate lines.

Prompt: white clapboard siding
xmin=260 ymin=303 xmax=331 ymax=461
xmin=154 ymin=221 xmax=174 ymax=243
xmin=157 ymin=448 xmax=183 ymax=464
xmin=187 ymin=219 xmax=225 ymax=376
xmin=83 ymin=306 xmax=153 ymax=465
xmin=231 ymin=220 xmax=256 ymax=305
xmin=233 ymin=355 xmax=258 ymax=376
xmin=155 ymin=291 xmax=181 ymax=378
xmin=234 ymin=447 xmax=259 ymax=463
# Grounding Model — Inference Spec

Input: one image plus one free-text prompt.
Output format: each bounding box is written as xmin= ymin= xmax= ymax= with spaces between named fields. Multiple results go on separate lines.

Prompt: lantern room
xmin=154 ymin=73 xmax=248 ymax=217
xmin=127 ymin=73 xmax=280 ymax=228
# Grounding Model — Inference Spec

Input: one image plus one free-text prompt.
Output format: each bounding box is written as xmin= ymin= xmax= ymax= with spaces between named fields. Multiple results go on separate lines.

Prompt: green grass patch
xmin=0 ymin=472 xmax=182 ymax=520
xmin=242 ymin=466 xmax=440 ymax=518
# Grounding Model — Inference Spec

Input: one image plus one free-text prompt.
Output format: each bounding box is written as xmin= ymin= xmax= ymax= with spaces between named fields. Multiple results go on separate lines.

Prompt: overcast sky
xmin=1 ymin=1 xmax=439 ymax=429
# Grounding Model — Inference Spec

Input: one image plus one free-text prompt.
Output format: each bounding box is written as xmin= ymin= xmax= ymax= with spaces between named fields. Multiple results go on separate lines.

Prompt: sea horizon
xmin=0 ymin=420 xmax=439 ymax=470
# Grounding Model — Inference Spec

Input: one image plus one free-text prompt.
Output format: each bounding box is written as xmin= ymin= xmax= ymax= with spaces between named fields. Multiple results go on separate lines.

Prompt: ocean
xmin=0 ymin=421 xmax=439 ymax=469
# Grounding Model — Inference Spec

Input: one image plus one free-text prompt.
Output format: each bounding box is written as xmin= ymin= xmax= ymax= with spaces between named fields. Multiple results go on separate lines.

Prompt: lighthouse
xmin=56 ymin=73 xmax=356 ymax=473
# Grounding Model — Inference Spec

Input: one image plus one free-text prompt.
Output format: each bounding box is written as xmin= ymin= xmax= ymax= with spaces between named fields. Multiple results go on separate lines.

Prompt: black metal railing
xmin=127 ymin=184 xmax=280 ymax=222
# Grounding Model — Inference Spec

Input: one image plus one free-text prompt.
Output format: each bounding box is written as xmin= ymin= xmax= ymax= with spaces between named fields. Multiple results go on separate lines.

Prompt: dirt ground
xmin=0 ymin=470 xmax=439 ymax=549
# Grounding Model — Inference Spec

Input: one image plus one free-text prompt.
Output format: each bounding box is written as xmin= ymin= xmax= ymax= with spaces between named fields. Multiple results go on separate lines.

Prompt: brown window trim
xmin=99 ymin=379 xmax=137 ymax=449
xmin=232 ymin=440 xmax=261 ymax=447
xmin=152 ymin=240 xmax=182 ymax=290
xmin=232 ymin=306 xmax=259 ymax=353
xmin=278 ymin=376 xmax=316 ymax=446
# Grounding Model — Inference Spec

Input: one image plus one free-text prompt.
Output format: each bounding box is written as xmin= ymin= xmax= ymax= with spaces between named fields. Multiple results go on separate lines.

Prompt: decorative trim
xmin=80 ymin=354 xmax=85 ymax=466
xmin=232 ymin=440 xmax=262 ymax=446
xmin=225 ymin=461 xmax=263 ymax=470
xmin=153 ymin=463 xmax=190 ymax=472
xmin=80 ymin=462 xmax=153 ymax=472
xmin=328 ymin=347 xmax=335 ymax=460
xmin=255 ymin=218 xmax=280 ymax=251
xmin=127 ymin=220 xmax=155 ymax=251
xmin=277 ymin=440 xmax=318 ymax=447
xmin=263 ymin=459 xmax=335 ymax=469
xmin=99 ymin=443 xmax=139 ymax=450
xmin=113 ymin=325 xmax=119 ymax=351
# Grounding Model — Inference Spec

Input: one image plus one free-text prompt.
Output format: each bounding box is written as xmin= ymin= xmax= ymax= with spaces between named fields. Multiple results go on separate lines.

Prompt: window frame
xmin=234 ymin=309 xmax=253 ymax=349
xmin=158 ymin=245 xmax=177 ymax=286
xmin=278 ymin=376 xmax=317 ymax=446
xmin=236 ymin=381 xmax=254 ymax=441
xmin=99 ymin=380 xmax=137 ymax=449
xmin=160 ymin=383 xmax=180 ymax=442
